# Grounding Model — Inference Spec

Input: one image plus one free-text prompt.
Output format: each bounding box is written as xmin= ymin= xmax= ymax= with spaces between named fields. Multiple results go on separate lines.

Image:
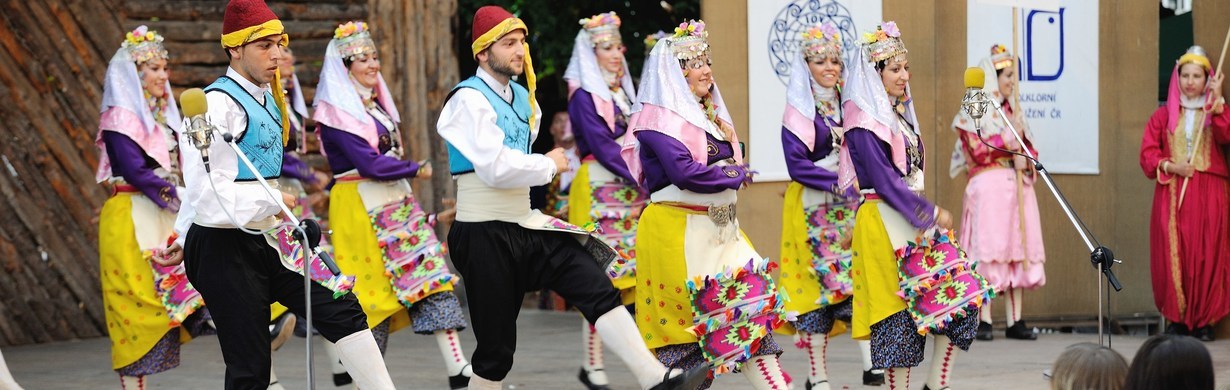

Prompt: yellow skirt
xmin=329 ymin=181 xmax=418 ymax=332
xmin=99 ymin=193 xmax=191 ymax=369
xmin=779 ymin=181 xmax=822 ymax=316
xmin=569 ymin=161 xmax=638 ymax=304
xmin=850 ymin=199 xmax=908 ymax=340
xmin=635 ymin=202 xmax=758 ymax=349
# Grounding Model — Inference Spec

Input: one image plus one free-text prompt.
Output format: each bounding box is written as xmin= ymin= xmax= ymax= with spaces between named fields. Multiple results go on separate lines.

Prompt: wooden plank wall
xmin=0 ymin=0 xmax=469 ymax=346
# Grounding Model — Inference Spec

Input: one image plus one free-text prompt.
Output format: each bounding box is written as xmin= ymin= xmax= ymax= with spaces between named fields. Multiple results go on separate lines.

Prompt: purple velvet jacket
xmin=845 ymin=127 xmax=935 ymax=229
xmin=636 ymin=130 xmax=747 ymax=194
xmin=568 ymin=89 xmax=635 ymax=183
xmin=102 ymin=131 xmax=177 ymax=209
xmin=319 ymin=111 xmax=419 ymax=182
xmin=782 ymin=110 xmax=840 ymax=193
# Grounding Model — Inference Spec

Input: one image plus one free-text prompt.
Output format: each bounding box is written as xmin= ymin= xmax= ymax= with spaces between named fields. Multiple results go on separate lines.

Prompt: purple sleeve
xmin=280 ymin=152 xmax=317 ymax=184
xmin=636 ymin=130 xmax=747 ymax=193
xmin=102 ymin=130 xmax=177 ymax=210
xmin=319 ymin=124 xmax=419 ymax=181
xmin=845 ymin=129 xmax=935 ymax=229
xmin=782 ymin=127 xmax=838 ymax=192
xmin=568 ymin=91 xmax=635 ymax=182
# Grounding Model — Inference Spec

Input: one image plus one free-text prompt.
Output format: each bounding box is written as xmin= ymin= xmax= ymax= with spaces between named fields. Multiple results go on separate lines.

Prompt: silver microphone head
xmin=961 ymin=88 xmax=990 ymax=127
xmin=187 ymin=116 xmax=214 ymax=152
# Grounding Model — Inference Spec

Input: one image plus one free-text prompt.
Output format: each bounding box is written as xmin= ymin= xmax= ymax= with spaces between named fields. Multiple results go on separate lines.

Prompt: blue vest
xmin=446 ymin=76 xmax=533 ymax=175
xmin=205 ymin=76 xmax=283 ymax=181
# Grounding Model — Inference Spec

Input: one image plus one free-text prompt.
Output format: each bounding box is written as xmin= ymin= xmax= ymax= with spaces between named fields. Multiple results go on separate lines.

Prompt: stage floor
xmin=6 ymin=309 xmax=1227 ymax=389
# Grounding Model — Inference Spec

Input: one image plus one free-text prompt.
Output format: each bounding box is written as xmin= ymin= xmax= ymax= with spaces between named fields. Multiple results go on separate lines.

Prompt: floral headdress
xmin=580 ymin=12 xmax=622 ymax=47
xmin=643 ymin=30 xmax=670 ymax=56
xmin=989 ymin=44 xmax=1014 ymax=71
xmin=122 ymin=25 xmax=168 ymax=65
xmin=862 ymin=21 xmax=907 ymax=64
xmin=334 ymin=21 xmax=376 ymax=61
xmin=801 ymin=22 xmax=841 ymax=62
xmin=671 ymin=20 xmax=710 ymax=61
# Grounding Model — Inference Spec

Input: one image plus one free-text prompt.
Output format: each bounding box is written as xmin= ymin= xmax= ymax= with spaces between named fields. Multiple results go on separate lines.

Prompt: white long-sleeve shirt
xmin=174 ymin=67 xmax=283 ymax=244
xmin=436 ymin=67 xmax=554 ymax=189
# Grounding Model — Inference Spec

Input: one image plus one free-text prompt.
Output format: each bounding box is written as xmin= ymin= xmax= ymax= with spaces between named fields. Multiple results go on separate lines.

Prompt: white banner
xmin=747 ymin=0 xmax=882 ymax=182
xmin=967 ymin=0 xmax=1099 ymax=174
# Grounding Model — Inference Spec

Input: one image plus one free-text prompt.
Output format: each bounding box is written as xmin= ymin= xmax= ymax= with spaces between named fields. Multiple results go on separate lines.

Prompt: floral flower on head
xmin=121 ymin=25 xmax=168 ymax=64
xmin=670 ymin=20 xmax=710 ymax=61
xmin=862 ymin=21 xmax=907 ymax=64
xmin=580 ymin=12 xmax=621 ymax=29
xmin=334 ymin=21 xmax=369 ymax=40
xmin=801 ymin=22 xmax=842 ymax=62
xmin=644 ymin=30 xmax=670 ymax=56
xmin=673 ymin=20 xmax=707 ymax=38
xmin=882 ymin=21 xmax=900 ymax=38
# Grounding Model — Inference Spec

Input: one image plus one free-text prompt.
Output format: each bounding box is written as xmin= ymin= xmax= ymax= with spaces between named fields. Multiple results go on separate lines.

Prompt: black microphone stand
xmin=964 ymin=91 xmax=1122 ymax=347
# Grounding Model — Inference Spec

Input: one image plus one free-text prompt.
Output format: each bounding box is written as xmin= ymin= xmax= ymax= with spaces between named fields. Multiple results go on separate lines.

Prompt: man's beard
xmin=488 ymin=52 xmax=521 ymax=79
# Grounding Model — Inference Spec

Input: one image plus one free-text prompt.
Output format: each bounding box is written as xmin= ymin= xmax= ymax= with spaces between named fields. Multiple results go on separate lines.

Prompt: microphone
xmin=179 ymin=88 xmax=215 ymax=172
xmin=960 ymin=67 xmax=991 ymax=129
xmin=299 ymin=219 xmax=343 ymax=276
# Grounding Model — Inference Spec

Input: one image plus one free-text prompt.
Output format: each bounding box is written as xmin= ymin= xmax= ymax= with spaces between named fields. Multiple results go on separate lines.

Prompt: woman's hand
xmin=156 ymin=243 xmax=184 ymax=266
xmin=415 ymin=162 xmax=433 ymax=180
xmin=1169 ymin=161 xmax=1196 ymax=178
xmin=936 ymin=207 xmax=954 ymax=230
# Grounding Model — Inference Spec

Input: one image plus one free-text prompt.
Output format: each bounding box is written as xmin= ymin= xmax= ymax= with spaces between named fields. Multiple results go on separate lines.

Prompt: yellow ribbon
xmin=471 ymin=18 xmax=537 ymax=126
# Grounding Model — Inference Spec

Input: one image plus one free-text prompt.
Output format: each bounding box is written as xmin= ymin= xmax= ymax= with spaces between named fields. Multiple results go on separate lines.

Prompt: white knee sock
xmin=1007 ymin=288 xmax=1024 ymax=326
xmin=267 ymin=369 xmax=285 ymax=390
xmin=887 ymin=367 xmax=910 ymax=390
xmin=802 ymin=333 xmax=829 ymax=389
xmin=592 ymin=308 xmax=669 ymax=389
xmin=927 ymin=335 xmax=957 ymax=389
xmin=859 ymin=339 xmax=875 ymax=371
xmin=320 ymin=337 xmax=347 ymax=375
xmin=582 ymin=320 xmax=610 ymax=385
xmin=435 ymin=329 xmax=473 ymax=377
xmin=119 ymin=375 xmax=145 ymax=390
xmin=981 ymin=298 xmax=993 ymax=324
xmin=334 ymin=329 xmax=396 ymax=390
xmin=742 ymin=355 xmax=790 ymax=390
xmin=0 ymin=350 xmax=22 ymax=390
xmin=467 ymin=374 xmax=502 ymax=390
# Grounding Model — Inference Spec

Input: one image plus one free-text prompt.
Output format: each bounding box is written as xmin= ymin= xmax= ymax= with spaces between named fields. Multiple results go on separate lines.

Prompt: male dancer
xmin=167 ymin=0 xmax=394 ymax=388
xmin=436 ymin=5 xmax=707 ymax=390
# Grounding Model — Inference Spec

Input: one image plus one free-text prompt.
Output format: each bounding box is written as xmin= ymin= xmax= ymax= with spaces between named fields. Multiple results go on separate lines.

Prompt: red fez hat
xmin=223 ymin=0 xmax=278 ymax=36
xmin=472 ymin=5 xmax=515 ymax=43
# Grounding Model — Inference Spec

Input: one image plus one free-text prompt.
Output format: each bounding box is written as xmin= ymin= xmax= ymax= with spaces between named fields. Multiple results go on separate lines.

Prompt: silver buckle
xmin=707 ymin=203 xmax=736 ymax=227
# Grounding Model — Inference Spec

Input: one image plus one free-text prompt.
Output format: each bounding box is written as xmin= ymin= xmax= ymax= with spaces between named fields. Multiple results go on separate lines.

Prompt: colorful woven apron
xmin=147 ymin=248 xmax=204 ymax=327
xmin=685 ymin=258 xmax=791 ymax=375
xmin=805 ymin=198 xmax=858 ymax=307
xmin=895 ymin=229 xmax=993 ymax=335
xmin=368 ymin=195 xmax=457 ymax=307
xmin=272 ymin=226 xmax=356 ymax=298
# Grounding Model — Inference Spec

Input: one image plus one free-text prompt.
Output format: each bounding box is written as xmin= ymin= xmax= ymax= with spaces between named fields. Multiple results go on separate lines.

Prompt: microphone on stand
xmin=960 ymin=67 xmax=991 ymax=131
xmin=179 ymin=88 xmax=215 ymax=172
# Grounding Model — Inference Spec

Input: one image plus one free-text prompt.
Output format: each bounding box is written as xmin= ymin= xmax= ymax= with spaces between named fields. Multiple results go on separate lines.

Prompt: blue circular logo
xmin=767 ymin=0 xmax=860 ymax=85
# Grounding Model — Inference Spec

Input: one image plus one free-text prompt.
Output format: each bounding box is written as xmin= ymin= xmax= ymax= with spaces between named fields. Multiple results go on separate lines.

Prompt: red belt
xmin=334 ymin=176 xmax=368 ymax=183
xmin=863 ymin=193 xmax=881 ymax=200
xmin=112 ymin=184 xmax=140 ymax=194
xmin=658 ymin=201 xmax=709 ymax=212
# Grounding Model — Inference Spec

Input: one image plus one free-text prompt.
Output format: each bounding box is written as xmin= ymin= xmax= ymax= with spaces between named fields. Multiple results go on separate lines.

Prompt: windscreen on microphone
xmin=180 ymin=88 xmax=208 ymax=118
xmin=963 ymin=67 xmax=985 ymax=89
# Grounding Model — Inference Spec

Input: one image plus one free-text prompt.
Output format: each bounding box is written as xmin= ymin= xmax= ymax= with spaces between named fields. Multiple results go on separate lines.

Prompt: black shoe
xmin=864 ymin=369 xmax=885 ymax=386
xmin=1005 ymin=322 xmax=1037 ymax=340
xmin=578 ymin=367 xmax=611 ymax=390
xmin=1194 ymin=326 xmax=1216 ymax=342
xmin=332 ymin=372 xmax=352 ymax=386
xmin=976 ymin=321 xmax=994 ymax=341
xmin=922 ymin=386 xmax=951 ymax=390
xmin=269 ymin=313 xmax=296 ymax=351
xmin=1164 ymin=323 xmax=1190 ymax=335
xmin=805 ymin=379 xmax=828 ymax=390
xmin=448 ymin=364 xmax=471 ymax=389
xmin=649 ymin=363 xmax=711 ymax=390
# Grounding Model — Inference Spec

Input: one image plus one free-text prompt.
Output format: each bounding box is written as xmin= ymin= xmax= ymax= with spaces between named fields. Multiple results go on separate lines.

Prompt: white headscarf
xmin=836 ymin=43 xmax=918 ymax=191
xmin=563 ymin=29 xmax=636 ymax=132
xmin=95 ymin=48 xmax=182 ymax=182
xmin=312 ymin=38 xmax=399 ymax=150
xmin=783 ymin=53 xmax=843 ymax=151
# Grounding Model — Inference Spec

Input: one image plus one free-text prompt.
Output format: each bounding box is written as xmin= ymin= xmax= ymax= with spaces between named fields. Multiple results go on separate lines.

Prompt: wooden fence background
xmin=0 ymin=0 xmax=459 ymax=346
